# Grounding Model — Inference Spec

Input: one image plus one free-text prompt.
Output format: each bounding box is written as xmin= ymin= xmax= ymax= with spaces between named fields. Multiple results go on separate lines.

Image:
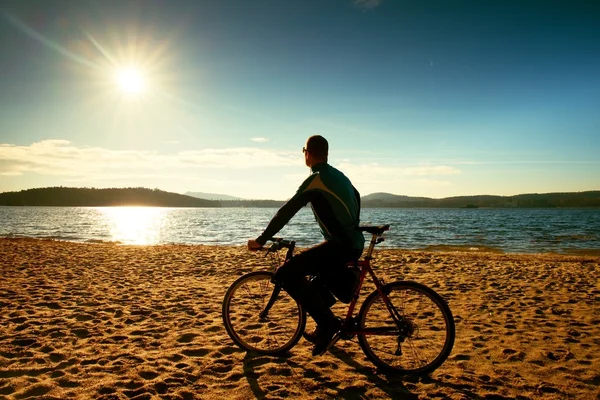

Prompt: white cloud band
xmin=0 ymin=140 xmax=462 ymax=195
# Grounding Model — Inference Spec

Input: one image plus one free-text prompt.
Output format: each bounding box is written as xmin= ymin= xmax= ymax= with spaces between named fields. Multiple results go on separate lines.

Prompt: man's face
xmin=304 ymin=142 xmax=312 ymax=167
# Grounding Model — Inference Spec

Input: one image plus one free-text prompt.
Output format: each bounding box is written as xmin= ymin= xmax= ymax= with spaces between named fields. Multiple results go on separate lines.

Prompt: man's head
xmin=303 ymin=135 xmax=328 ymax=167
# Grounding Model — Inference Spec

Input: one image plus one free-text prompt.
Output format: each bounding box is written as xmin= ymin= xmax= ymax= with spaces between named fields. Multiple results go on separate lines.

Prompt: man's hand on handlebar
xmin=247 ymin=239 xmax=262 ymax=251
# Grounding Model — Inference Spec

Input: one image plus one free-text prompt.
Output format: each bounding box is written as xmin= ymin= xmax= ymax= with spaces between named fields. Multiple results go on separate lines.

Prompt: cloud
xmin=0 ymin=141 xmax=461 ymax=179
xmin=336 ymin=161 xmax=460 ymax=193
xmin=0 ymin=140 xmax=462 ymax=197
xmin=353 ymin=0 xmax=382 ymax=10
xmin=0 ymin=140 xmax=298 ymax=180
xmin=338 ymin=162 xmax=460 ymax=178
xmin=251 ymin=137 xmax=269 ymax=143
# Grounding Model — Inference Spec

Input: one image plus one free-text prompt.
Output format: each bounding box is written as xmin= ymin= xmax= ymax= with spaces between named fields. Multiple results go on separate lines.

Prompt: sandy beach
xmin=1 ymin=238 xmax=599 ymax=399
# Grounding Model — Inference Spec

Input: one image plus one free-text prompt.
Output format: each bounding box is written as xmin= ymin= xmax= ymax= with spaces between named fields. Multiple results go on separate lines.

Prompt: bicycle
xmin=222 ymin=225 xmax=455 ymax=374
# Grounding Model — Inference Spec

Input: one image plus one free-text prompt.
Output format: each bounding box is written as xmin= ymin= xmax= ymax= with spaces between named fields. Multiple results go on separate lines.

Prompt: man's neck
xmin=310 ymin=161 xmax=327 ymax=172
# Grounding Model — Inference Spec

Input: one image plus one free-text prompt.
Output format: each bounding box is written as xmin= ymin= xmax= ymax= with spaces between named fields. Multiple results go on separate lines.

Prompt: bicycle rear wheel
xmin=222 ymin=271 xmax=306 ymax=354
xmin=357 ymin=281 xmax=455 ymax=374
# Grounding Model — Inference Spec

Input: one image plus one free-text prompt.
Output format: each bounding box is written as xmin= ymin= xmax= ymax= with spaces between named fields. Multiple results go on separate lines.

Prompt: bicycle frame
xmin=341 ymin=234 xmax=407 ymax=337
xmin=260 ymin=229 xmax=406 ymax=338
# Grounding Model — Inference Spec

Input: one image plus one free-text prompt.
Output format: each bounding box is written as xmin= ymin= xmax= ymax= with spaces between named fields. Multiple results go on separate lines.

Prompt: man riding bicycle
xmin=248 ymin=135 xmax=364 ymax=356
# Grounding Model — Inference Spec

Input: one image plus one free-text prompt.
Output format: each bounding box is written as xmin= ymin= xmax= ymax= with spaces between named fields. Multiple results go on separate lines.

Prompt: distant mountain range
xmin=0 ymin=187 xmax=599 ymax=208
xmin=185 ymin=191 xmax=244 ymax=201
xmin=0 ymin=187 xmax=219 ymax=207
xmin=361 ymin=191 xmax=600 ymax=208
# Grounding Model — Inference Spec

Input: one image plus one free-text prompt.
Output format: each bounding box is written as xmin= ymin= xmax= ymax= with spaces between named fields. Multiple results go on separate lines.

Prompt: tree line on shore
xmin=361 ymin=192 xmax=600 ymax=208
xmin=0 ymin=187 xmax=599 ymax=208
xmin=0 ymin=187 xmax=219 ymax=207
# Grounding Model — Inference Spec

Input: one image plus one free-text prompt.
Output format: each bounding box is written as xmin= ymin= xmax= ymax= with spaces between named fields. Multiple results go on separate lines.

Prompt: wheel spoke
xmin=223 ymin=272 xmax=306 ymax=354
xmin=358 ymin=281 xmax=455 ymax=374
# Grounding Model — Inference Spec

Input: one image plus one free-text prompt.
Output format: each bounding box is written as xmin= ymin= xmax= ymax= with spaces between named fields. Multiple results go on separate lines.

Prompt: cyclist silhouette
xmin=248 ymin=135 xmax=364 ymax=355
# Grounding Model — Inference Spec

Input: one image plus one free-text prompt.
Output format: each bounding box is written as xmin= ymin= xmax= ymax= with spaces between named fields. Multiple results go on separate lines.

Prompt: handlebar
xmin=253 ymin=225 xmax=389 ymax=252
xmin=264 ymin=237 xmax=294 ymax=252
xmin=248 ymin=237 xmax=295 ymax=253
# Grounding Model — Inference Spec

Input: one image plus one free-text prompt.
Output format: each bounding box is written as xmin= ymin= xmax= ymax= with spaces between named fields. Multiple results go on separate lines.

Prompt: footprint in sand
xmin=153 ymin=381 xmax=169 ymax=395
xmin=138 ymin=370 xmax=160 ymax=380
xmin=502 ymin=348 xmax=526 ymax=361
xmin=123 ymin=388 xmax=150 ymax=398
xmin=14 ymin=383 xmax=53 ymax=398
xmin=56 ymin=377 xmax=81 ymax=388
xmin=209 ymin=359 xmax=234 ymax=374
xmin=217 ymin=346 xmax=243 ymax=355
xmin=303 ymin=368 xmax=322 ymax=379
xmin=49 ymin=352 xmax=66 ymax=363
xmin=176 ymin=333 xmax=198 ymax=343
xmin=225 ymin=372 xmax=245 ymax=383
xmin=71 ymin=328 xmax=89 ymax=339
xmin=35 ymin=302 xmax=62 ymax=310
xmin=0 ymin=383 xmax=15 ymax=396
xmin=181 ymin=347 xmax=211 ymax=357
xmin=50 ymin=370 xmax=65 ymax=379
xmin=73 ymin=313 xmax=94 ymax=321
xmin=108 ymin=335 xmax=128 ymax=342
xmin=11 ymin=338 xmax=36 ymax=347
xmin=546 ymin=350 xmax=574 ymax=361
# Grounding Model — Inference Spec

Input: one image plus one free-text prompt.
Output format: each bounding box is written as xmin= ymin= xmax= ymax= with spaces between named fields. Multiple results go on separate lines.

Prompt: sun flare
xmin=115 ymin=67 xmax=145 ymax=94
xmin=101 ymin=207 xmax=165 ymax=245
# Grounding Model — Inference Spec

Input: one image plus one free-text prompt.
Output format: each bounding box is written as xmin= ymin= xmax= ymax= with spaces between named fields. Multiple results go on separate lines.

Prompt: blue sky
xmin=0 ymin=0 xmax=598 ymax=200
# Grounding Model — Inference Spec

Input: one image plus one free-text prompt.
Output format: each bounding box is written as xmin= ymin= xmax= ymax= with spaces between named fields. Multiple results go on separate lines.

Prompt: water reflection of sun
xmin=101 ymin=207 xmax=165 ymax=245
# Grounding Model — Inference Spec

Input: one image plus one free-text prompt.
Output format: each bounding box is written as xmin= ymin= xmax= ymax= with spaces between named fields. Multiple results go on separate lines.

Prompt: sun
xmin=115 ymin=67 xmax=145 ymax=94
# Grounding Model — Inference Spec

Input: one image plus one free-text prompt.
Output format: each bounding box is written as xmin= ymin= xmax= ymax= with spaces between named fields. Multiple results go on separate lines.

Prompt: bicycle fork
xmin=259 ymin=284 xmax=282 ymax=321
xmin=259 ymin=245 xmax=295 ymax=321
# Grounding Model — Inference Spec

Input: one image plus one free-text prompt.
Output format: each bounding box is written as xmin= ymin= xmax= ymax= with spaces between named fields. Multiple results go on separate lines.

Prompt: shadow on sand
xmin=242 ymin=346 xmax=421 ymax=399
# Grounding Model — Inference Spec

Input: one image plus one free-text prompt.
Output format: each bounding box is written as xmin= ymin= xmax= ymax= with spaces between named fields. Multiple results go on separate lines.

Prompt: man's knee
xmin=274 ymin=260 xmax=300 ymax=284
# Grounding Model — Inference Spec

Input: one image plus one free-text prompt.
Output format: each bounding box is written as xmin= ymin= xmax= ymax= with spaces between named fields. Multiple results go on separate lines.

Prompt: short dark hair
xmin=306 ymin=135 xmax=328 ymax=159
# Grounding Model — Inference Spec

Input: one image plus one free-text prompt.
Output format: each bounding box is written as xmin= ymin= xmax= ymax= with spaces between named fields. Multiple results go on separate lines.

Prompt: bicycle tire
xmin=222 ymin=271 xmax=306 ymax=354
xmin=357 ymin=280 xmax=455 ymax=374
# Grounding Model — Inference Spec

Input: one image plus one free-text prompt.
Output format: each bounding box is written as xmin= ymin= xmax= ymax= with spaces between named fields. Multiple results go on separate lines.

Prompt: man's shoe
xmin=304 ymin=326 xmax=323 ymax=344
xmin=311 ymin=321 xmax=342 ymax=356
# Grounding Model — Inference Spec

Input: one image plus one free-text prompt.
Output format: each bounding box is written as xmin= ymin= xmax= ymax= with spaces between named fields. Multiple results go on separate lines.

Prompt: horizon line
xmin=1 ymin=186 xmax=599 ymax=202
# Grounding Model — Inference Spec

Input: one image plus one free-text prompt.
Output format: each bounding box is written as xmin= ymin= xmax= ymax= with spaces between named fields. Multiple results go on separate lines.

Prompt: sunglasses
xmin=302 ymin=147 xmax=310 ymax=154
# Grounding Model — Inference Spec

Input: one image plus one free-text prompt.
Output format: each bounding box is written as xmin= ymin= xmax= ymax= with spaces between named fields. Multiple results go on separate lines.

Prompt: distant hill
xmin=362 ymin=192 xmax=432 ymax=204
xmin=185 ymin=191 xmax=244 ymax=201
xmin=220 ymin=199 xmax=286 ymax=207
xmin=0 ymin=187 xmax=220 ymax=207
xmin=360 ymin=191 xmax=600 ymax=208
xmin=1 ymin=187 xmax=598 ymax=208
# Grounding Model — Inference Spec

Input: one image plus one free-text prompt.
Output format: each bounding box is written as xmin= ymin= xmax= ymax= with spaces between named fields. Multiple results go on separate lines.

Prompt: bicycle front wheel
xmin=358 ymin=281 xmax=455 ymax=374
xmin=222 ymin=271 xmax=306 ymax=354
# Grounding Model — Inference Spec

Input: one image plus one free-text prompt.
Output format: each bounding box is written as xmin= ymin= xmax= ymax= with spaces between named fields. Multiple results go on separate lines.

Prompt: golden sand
xmin=1 ymin=238 xmax=599 ymax=399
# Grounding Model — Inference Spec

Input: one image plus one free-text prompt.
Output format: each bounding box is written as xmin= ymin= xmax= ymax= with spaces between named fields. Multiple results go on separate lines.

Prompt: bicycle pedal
xmin=324 ymin=332 xmax=342 ymax=353
xmin=339 ymin=317 xmax=357 ymax=340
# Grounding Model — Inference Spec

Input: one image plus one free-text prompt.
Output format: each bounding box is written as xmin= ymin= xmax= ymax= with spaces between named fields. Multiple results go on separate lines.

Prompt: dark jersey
xmin=256 ymin=162 xmax=365 ymax=251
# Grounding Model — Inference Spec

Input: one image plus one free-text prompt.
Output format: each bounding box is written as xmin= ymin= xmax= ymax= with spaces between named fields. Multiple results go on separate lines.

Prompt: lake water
xmin=0 ymin=206 xmax=599 ymax=255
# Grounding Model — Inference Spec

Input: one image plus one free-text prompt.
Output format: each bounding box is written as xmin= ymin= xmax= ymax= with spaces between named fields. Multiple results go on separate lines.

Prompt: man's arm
xmin=353 ymin=185 xmax=361 ymax=222
xmin=255 ymin=192 xmax=310 ymax=246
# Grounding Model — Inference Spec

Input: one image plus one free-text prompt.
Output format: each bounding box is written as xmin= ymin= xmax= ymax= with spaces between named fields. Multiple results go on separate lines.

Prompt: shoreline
xmin=1 ymin=238 xmax=599 ymax=399
xmin=2 ymin=236 xmax=599 ymax=257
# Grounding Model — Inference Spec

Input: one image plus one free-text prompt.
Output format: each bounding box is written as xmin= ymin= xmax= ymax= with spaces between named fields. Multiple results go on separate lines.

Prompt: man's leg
xmin=274 ymin=240 xmax=359 ymax=356
xmin=274 ymin=241 xmax=344 ymax=331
